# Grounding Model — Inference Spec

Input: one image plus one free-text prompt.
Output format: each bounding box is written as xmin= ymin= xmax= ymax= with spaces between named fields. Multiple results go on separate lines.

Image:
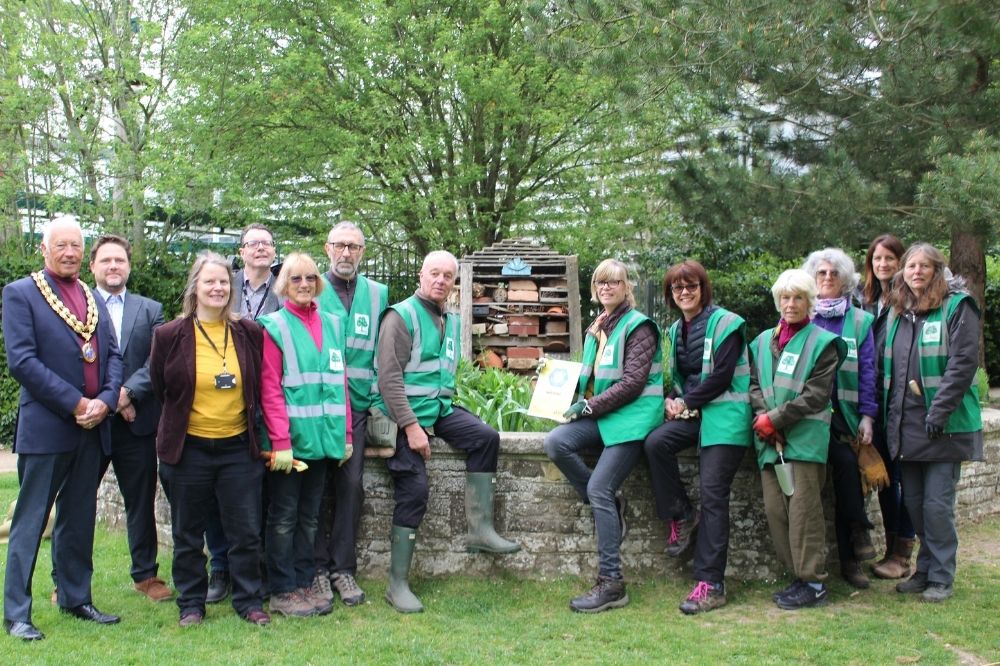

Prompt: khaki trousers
xmin=761 ymin=461 xmax=828 ymax=583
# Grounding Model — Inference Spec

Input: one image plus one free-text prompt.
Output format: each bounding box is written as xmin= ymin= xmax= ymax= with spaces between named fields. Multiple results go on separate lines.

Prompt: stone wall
xmin=97 ymin=409 xmax=1000 ymax=581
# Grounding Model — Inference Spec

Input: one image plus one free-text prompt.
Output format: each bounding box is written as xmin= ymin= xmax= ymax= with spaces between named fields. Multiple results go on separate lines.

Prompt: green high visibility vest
xmin=750 ymin=323 xmax=846 ymax=468
xmin=578 ymin=309 xmax=664 ymax=446
xmin=317 ymin=274 xmax=388 ymax=409
xmin=372 ymin=296 xmax=459 ymax=427
xmin=259 ymin=308 xmax=348 ymax=460
xmin=883 ymin=293 xmax=982 ymax=433
xmin=832 ymin=305 xmax=875 ymax=435
xmin=669 ymin=308 xmax=752 ymax=447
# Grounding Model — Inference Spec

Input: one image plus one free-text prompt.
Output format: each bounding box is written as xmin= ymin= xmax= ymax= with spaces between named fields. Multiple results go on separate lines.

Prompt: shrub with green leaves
xmin=454 ymin=359 xmax=551 ymax=433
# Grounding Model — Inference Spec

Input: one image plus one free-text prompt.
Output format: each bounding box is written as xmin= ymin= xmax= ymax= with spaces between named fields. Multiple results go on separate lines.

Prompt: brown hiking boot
xmin=134 ymin=577 xmax=173 ymax=602
xmin=269 ymin=590 xmax=318 ymax=617
xmin=873 ymin=537 xmax=915 ymax=579
xmin=841 ymin=560 xmax=870 ymax=589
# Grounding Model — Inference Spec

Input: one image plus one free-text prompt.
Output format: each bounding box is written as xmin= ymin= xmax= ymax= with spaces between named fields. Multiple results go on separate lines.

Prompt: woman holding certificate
xmin=544 ymin=259 xmax=663 ymax=614
xmin=642 ymin=260 xmax=752 ymax=615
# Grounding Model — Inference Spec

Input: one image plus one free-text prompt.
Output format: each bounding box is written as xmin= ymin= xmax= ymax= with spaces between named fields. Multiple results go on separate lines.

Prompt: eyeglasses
xmin=289 ymin=274 xmax=318 ymax=284
xmin=671 ymin=283 xmax=700 ymax=294
xmin=816 ymin=269 xmax=839 ymax=278
xmin=242 ymin=239 xmax=274 ymax=249
xmin=328 ymin=242 xmax=364 ymax=254
xmin=596 ymin=280 xmax=623 ymax=289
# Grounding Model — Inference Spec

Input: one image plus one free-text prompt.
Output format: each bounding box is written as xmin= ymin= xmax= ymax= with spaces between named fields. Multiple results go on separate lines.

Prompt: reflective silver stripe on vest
xmin=284 ymin=371 xmax=343 ymax=388
xmin=396 ymin=300 xmax=426 ymax=371
xmin=840 ymin=358 xmax=859 ymax=374
xmin=403 ymin=384 xmax=455 ymax=398
xmin=347 ymin=367 xmax=374 ymax=380
xmin=704 ymin=312 xmax=740 ymax=375
xmin=839 ymin=389 xmax=859 ymax=402
xmin=347 ymin=337 xmax=374 ymax=351
xmin=287 ymin=403 xmax=348 ymax=418
xmin=716 ymin=390 xmax=751 ymax=404
xmin=269 ymin=313 xmax=303 ymax=379
xmin=771 ymin=327 xmax=824 ymax=394
xmin=922 ymin=375 xmax=943 ymax=388
xmin=640 ymin=384 xmax=663 ymax=398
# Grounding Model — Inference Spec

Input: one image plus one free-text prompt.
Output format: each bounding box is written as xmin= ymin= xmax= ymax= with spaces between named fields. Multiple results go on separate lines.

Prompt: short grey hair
xmin=42 ymin=215 xmax=83 ymax=246
xmin=422 ymin=250 xmax=459 ymax=274
xmin=327 ymin=221 xmax=365 ymax=245
xmin=771 ymin=269 xmax=818 ymax=312
xmin=802 ymin=247 xmax=858 ymax=296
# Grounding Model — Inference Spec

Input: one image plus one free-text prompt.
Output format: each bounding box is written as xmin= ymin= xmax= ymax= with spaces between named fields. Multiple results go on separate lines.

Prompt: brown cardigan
xmin=150 ymin=315 xmax=264 ymax=465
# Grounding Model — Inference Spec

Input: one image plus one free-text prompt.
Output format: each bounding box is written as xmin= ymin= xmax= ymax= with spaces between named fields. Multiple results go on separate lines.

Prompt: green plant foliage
xmin=453 ymin=358 xmax=550 ymax=433
xmin=709 ymin=252 xmax=799 ymax=341
xmin=984 ymin=255 xmax=1000 ymax=385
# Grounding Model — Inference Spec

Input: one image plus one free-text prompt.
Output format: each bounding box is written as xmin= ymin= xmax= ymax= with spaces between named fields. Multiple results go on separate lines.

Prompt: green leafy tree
xmin=172 ymin=0 xmax=667 ymax=256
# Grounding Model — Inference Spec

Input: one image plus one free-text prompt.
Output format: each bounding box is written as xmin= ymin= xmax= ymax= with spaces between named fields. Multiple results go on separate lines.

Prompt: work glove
xmin=854 ymin=435 xmax=890 ymax=495
xmin=925 ymin=418 xmax=944 ymax=439
xmin=271 ymin=449 xmax=294 ymax=474
xmin=339 ymin=443 xmax=354 ymax=467
xmin=752 ymin=413 xmax=776 ymax=441
xmin=563 ymin=400 xmax=591 ymax=422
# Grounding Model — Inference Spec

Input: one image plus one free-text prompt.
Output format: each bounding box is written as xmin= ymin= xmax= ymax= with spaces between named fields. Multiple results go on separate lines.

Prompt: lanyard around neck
xmin=194 ymin=317 xmax=230 ymax=372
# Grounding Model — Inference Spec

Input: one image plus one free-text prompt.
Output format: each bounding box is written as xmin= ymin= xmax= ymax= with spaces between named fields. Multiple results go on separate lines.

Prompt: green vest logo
xmin=329 ymin=349 xmax=344 ymax=371
xmin=600 ymin=343 xmax=615 ymax=366
xmin=355 ymin=313 xmax=370 ymax=336
xmin=843 ymin=337 xmax=857 ymax=360
xmin=777 ymin=351 xmax=799 ymax=375
xmin=922 ymin=322 xmax=941 ymax=344
xmin=445 ymin=338 xmax=455 ymax=360
xmin=703 ymin=337 xmax=713 ymax=361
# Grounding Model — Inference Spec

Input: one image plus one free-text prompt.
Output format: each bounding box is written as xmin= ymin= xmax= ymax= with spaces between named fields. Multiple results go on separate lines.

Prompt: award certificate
xmin=528 ymin=358 xmax=584 ymax=422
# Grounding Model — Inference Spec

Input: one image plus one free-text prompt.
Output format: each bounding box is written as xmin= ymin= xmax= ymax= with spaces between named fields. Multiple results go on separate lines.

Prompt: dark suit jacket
xmin=150 ymin=316 xmax=263 ymax=465
xmin=114 ymin=291 xmax=165 ymax=437
xmin=232 ymin=269 xmax=280 ymax=321
xmin=2 ymin=273 xmax=123 ymax=455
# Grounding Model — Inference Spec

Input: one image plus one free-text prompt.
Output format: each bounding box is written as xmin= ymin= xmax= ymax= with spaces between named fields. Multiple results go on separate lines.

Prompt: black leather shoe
xmin=60 ymin=604 xmax=121 ymax=625
xmin=4 ymin=619 xmax=45 ymax=641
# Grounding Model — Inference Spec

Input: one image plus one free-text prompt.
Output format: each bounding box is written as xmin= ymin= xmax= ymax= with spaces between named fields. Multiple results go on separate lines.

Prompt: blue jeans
xmin=266 ymin=459 xmax=327 ymax=593
xmin=544 ymin=419 xmax=642 ymax=579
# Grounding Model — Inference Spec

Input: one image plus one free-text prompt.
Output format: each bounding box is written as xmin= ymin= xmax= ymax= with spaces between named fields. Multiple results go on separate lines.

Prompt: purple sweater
xmin=813 ymin=308 xmax=878 ymax=419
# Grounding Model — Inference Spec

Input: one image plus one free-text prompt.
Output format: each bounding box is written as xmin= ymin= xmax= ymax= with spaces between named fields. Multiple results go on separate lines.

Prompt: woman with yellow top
xmin=151 ymin=251 xmax=268 ymax=627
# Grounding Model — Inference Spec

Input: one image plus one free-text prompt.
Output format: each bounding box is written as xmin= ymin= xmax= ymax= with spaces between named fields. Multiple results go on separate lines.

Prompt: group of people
xmin=544 ymin=236 xmax=982 ymax=615
xmin=2 ymin=217 xmax=519 ymax=640
xmin=0 ymin=218 xmax=983 ymax=641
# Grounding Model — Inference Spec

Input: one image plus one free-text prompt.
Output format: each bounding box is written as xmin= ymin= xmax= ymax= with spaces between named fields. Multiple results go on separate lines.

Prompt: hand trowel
xmin=774 ymin=439 xmax=794 ymax=496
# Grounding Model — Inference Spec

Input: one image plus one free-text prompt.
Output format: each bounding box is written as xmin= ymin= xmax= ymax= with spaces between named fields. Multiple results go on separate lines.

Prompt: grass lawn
xmin=1 ymin=472 xmax=999 ymax=665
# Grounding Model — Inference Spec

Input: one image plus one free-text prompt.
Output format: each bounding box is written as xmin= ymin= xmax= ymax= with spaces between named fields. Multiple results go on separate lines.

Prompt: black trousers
xmin=643 ymin=418 xmax=701 ymax=520
xmin=159 ymin=434 xmax=264 ymax=616
xmin=3 ymin=429 xmax=102 ymax=622
xmin=100 ymin=419 xmax=160 ymax=582
xmin=387 ymin=407 xmax=498 ymax=529
xmin=828 ymin=433 xmax=874 ymax=561
xmin=691 ymin=444 xmax=746 ymax=583
xmin=314 ymin=407 xmax=367 ymax=575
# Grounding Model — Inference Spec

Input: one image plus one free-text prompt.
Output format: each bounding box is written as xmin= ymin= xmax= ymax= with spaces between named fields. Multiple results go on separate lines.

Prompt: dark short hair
xmin=89 ymin=234 xmax=132 ymax=263
xmin=239 ymin=223 xmax=273 ymax=246
xmin=663 ymin=260 xmax=712 ymax=312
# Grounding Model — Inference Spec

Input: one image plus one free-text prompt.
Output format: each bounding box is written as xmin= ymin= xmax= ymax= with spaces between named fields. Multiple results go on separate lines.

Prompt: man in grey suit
xmin=204 ymin=223 xmax=279 ymax=604
xmin=89 ymin=235 xmax=170 ymax=602
xmin=2 ymin=216 xmax=123 ymax=641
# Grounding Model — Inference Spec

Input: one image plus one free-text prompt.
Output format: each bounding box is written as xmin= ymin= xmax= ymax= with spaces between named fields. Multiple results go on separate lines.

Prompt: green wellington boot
xmin=385 ymin=526 xmax=423 ymax=613
xmin=465 ymin=473 xmax=521 ymax=554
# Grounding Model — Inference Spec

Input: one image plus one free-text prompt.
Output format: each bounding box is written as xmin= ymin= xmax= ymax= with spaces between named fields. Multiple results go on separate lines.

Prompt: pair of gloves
xmin=563 ymin=399 xmax=592 ymax=422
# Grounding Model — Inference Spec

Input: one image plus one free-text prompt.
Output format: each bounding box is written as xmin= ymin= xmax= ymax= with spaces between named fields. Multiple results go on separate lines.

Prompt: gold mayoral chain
xmin=31 ymin=271 xmax=100 ymax=363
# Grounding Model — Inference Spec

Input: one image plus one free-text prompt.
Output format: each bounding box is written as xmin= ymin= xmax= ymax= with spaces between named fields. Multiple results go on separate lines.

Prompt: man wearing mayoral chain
xmin=2 ymin=216 xmax=123 ymax=641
